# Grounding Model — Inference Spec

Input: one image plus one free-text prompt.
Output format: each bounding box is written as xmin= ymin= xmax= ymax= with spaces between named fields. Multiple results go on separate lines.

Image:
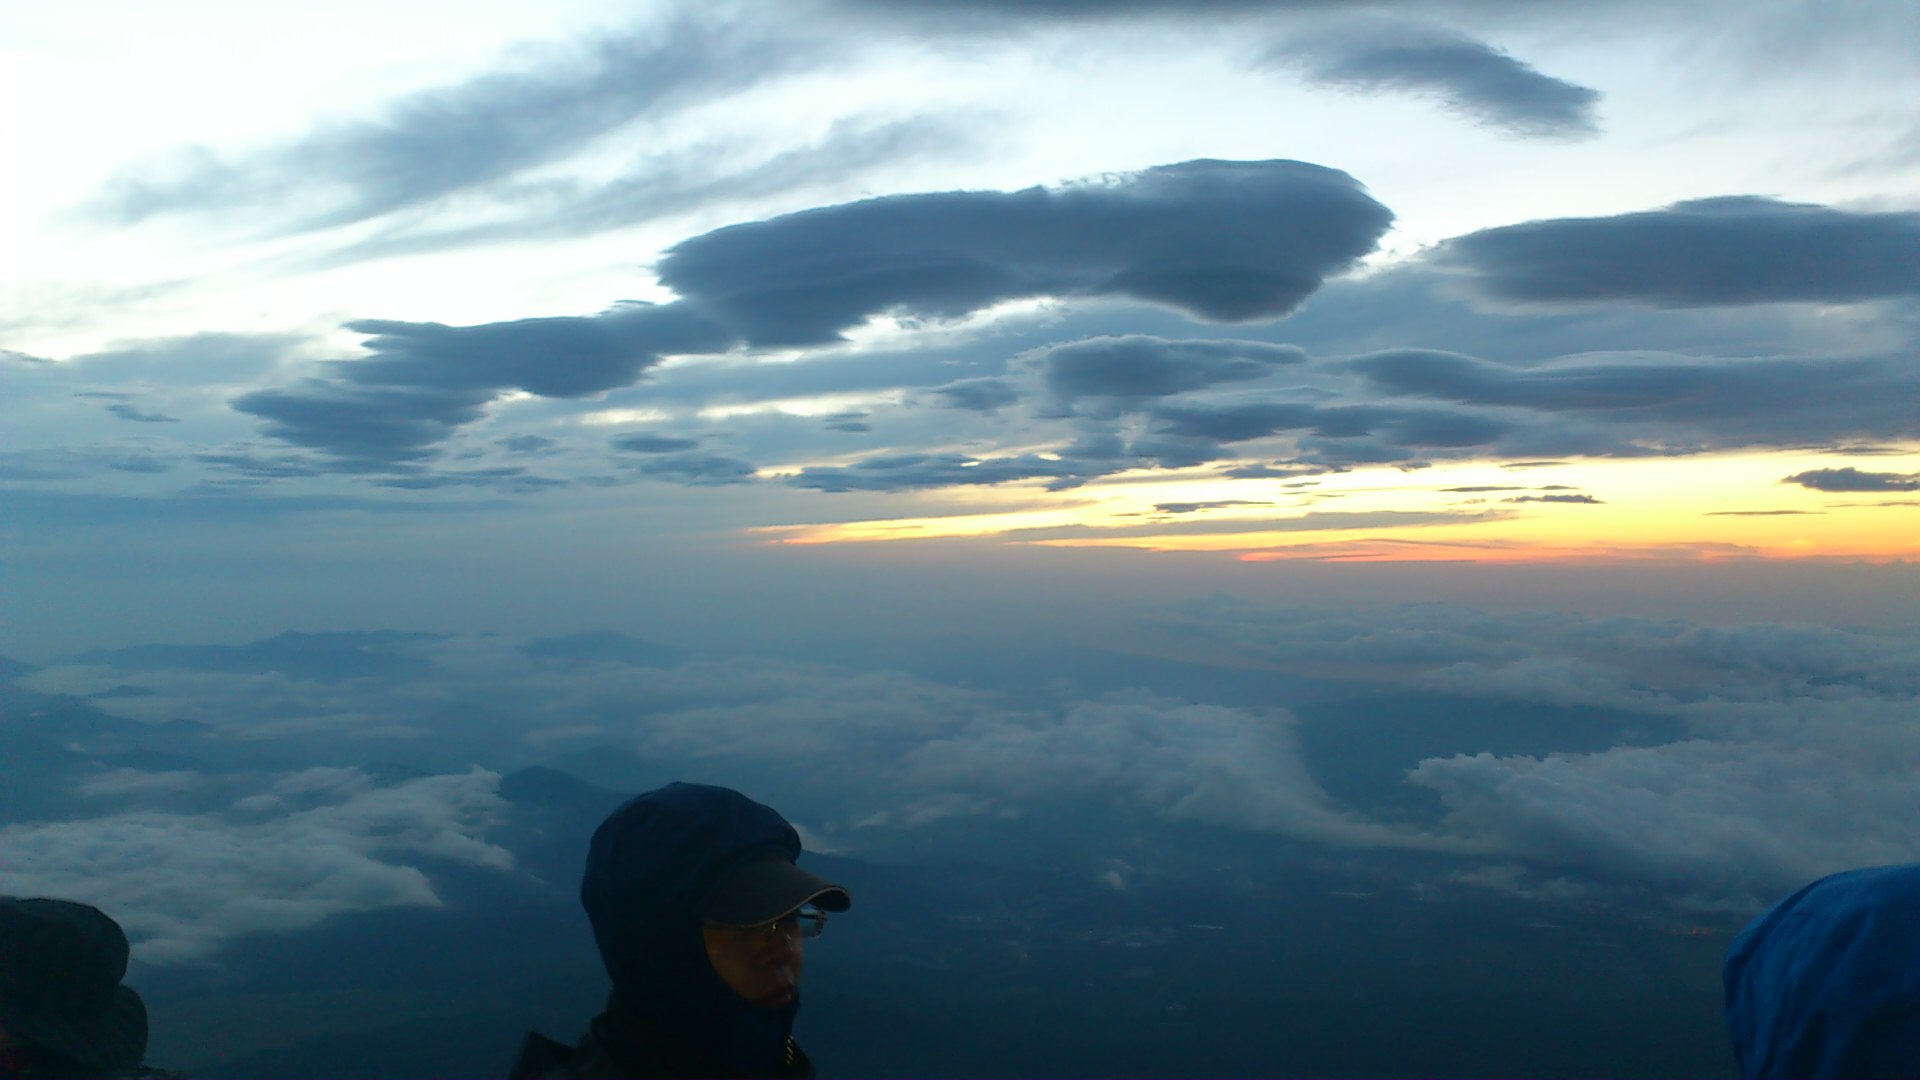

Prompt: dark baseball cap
xmin=704 ymin=854 xmax=850 ymax=927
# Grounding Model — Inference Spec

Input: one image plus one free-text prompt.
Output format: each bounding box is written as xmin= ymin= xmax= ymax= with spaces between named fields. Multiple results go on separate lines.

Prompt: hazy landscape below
xmin=11 ymin=604 xmax=1911 ymax=1076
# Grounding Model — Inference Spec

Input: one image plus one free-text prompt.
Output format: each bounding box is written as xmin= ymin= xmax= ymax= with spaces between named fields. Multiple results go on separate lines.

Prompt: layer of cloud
xmin=654 ymin=158 xmax=1392 ymax=345
xmin=0 ymin=768 xmax=510 ymax=963
xmin=1432 ymin=197 xmax=1920 ymax=307
xmin=1780 ymin=466 xmax=1920 ymax=493
xmin=27 ymin=610 xmax=1920 ymax=916
xmin=764 ymin=328 xmax=1920 ymax=492
xmin=1171 ymin=601 xmax=1920 ymax=906
xmin=236 ymin=159 xmax=1390 ymax=470
xmin=232 ymin=304 xmax=728 ymax=468
xmin=1265 ymin=19 xmax=1600 ymax=138
xmin=316 ymin=115 xmax=974 ymax=264
xmin=92 ymin=17 xmax=820 ymax=233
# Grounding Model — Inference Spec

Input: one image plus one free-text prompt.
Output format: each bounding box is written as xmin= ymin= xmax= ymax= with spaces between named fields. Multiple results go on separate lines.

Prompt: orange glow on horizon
xmin=751 ymin=449 xmax=1920 ymax=564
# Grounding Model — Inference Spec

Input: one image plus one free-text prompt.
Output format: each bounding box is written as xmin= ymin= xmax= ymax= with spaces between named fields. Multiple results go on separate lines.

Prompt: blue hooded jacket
xmin=1724 ymin=863 xmax=1920 ymax=1079
xmin=578 ymin=783 xmax=809 ymax=1077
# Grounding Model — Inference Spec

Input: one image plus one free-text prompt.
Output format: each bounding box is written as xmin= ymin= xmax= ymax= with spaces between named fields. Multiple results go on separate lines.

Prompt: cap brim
xmin=705 ymin=857 xmax=851 ymax=927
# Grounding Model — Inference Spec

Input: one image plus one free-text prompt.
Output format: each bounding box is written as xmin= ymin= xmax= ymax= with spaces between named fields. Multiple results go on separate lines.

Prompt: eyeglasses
xmin=714 ymin=905 xmax=828 ymax=944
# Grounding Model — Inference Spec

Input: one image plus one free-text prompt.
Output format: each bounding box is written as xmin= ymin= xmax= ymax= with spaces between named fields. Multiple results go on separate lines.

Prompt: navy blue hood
xmin=1724 ymin=863 xmax=1920 ymax=1078
xmin=581 ymin=783 xmax=805 ymax=1071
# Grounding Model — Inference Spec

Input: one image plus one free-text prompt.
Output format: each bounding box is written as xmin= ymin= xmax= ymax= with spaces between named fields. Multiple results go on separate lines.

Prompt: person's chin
xmin=753 ymin=986 xmax=797 ymax=1008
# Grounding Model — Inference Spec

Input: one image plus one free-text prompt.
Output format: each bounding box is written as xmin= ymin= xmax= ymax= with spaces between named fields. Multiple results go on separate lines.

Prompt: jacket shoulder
xmin=507 ymin=1028 xmax=681 ymax=1080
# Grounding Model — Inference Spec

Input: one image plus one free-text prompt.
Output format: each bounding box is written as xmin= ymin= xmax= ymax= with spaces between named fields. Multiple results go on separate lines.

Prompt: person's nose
xmin=759 ymin=928 xmax=801 ymax=965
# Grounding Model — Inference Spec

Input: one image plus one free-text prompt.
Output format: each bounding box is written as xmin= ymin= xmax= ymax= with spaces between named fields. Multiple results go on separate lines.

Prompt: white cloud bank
xmin=0 ymin=767 xmax=510 ymax=964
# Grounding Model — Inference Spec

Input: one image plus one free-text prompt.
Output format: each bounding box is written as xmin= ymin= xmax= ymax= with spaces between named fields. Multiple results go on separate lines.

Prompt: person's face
xmin=702 ymin=914 xmax=805 ymax=1008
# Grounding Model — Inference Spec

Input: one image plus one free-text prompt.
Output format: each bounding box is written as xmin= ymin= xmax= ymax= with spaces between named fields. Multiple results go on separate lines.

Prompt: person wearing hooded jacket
xmin=1723 ymin=863 xmax=1920 ymax=1078
xmin=511 ymin=783 xmax=852 ymax=1080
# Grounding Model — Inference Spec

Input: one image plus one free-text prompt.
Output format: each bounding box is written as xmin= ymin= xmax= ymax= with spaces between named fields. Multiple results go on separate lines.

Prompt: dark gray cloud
xmin=498 ymin=435 xmax=556 ymax=454
xmin=93 ymin=18 xmax=820 ymax=232
xmin=336 ymin=305 xmax=729 ymax=398
xmin=1009 ymin=508 xmax=1505 ymax=541
xmin=1503 ymin=493 xmax=1601 ymax=504
xmin=1705 ymin=510 xmax=1818 ymax=517
xmin=1220 ymin=462 xmax=1335 ymax=480
xmin=1153 ymin=500 xmax=1271 ymax=515
xmin=372 ymin=467 xmax=566 ymax=493
xmin=1028 ymin=335 xmax=1307 ymax=414
xmin=823 ymin=412 xmax=872 ymax=433
xmin=105 ymin=455 xmax=172 ymax=475
xmin=1348 ymin=349 xmax=1920 ymax=447
xmin=237 ymin=159 xmax=1386 ymax=473
xmin=1432 ymin=197 xmax=1920 ymax=307
xmin=632 ymin=453 xmax=758 ymax=486
xmin=1780 ymin=467 xmax=1920 ymax=493
xmin=195 ymin=449 xmax=330 ymax=481
xmin=656 ymin=158 xmax=1393 ymax=345
xmin=0 ymin=448 xmax=177 ymax=482
xmin=611 ymin=433 xmax=701 ymax=454
xmin=104 ymin=403 xmax=179 ymax=424
xmin=789 ymin=451 xmax=1113 ymax=493
xmin=928 ymin=378 xmax=1021 ymax=412
xmin=233 ymin=382 xmax=496 ymax=469
xmin=233 ymin=304 xmax=730 ymax=468
xmin=1266 ymin=21 xmax=1600 ymax=138
xmin=1149 ymin=397 xmax=1511 ymax=449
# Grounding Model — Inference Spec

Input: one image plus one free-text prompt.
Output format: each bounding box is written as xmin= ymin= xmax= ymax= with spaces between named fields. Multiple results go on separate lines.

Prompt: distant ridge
xmin=498 ymin=764 xmax=630 ymax=812
xmin=521 ymin=630 xmax=685 ymax=667
xmin=64 ymin=630 xmax=448 ymax=681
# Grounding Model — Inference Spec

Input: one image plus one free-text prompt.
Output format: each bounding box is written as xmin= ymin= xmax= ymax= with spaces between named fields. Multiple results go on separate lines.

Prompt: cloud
xmin=0 ymin=768 xmax=511 ymax=964
xmin=788 ymin=451 xmax=1111 ymax=493
xmin=1780 ymin=466 xmax=1920 ymax=493
xmin=1347 ymin=348 xmax=1920 ymax=452
xmin=29 ymin=615 xmax=1920 ymax=914
xmin=104 ymin=403 xmax=179 ymax=424
xmin=1170 ymin=602 xmax=1920 ymax=904
xmin=1016 ymin=508 xmax=1504 ymax=541
xmin=92 ymin=17 xmax=821 ymax=232
xmin=1432 ymin=197 xmax=1920 ymax=307
xmin=1026 ymin=335 xmax=1307 ymax=415
xmin=1409 ymin=728 xmax=1920 ymax=909
xmin=75 ymin=769 xmax=204 ymax=799
xmin=1266 ymin=20 xmax=1600 ymax=138
xmin=1152 ymin=500 xmax=1270 ymax=514
xmin=235 ymin=158 xmax=1387 ymax=474
xmin=632 ymin=453 xmax=758 ymax=486
xmin=822 ymin=413 xmax=872 ymax=433
xmin=1148 ymin=396 xmax=1511 ymax=451
xmin=611 ymin=433 xmax=701 ymax=454
xmin=656 ymin=158 xmax=1392 ymax=345
xmin=232 ymin=303 xmax=729 ymax=468
xmin=927 ymin=377 xmax=1021 ymax=412
xmin=499 ymin=435 xmax=557 ymax=454
xmin=904 ymin=692 xmax=1408 ymax=846
xmin=316 ymin=116 xmax=974 ymax=264
xmin=1502 ymin=493 xmax=1601 ymax=504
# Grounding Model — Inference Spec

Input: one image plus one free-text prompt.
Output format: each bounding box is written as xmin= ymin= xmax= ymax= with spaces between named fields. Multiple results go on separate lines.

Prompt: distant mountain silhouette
xmin=0 ymin=682 xmax=208 ymax=821
xmin=0 ymin=653 xmax=37 ymax=680
xmin=65 ymin=630 xmax=448 ymax=682
xmin=493 ymin=766 xmax=633 ymax=886
xmin=521 ymin=630 xmax=686 ymax=667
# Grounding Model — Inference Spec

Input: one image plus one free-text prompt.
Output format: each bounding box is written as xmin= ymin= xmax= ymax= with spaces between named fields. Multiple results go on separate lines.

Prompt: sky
xmin=2 ymin=2 xmax=1920 ymax=1072
xmin=5 ymin=0 xmax=1920 ymax=657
